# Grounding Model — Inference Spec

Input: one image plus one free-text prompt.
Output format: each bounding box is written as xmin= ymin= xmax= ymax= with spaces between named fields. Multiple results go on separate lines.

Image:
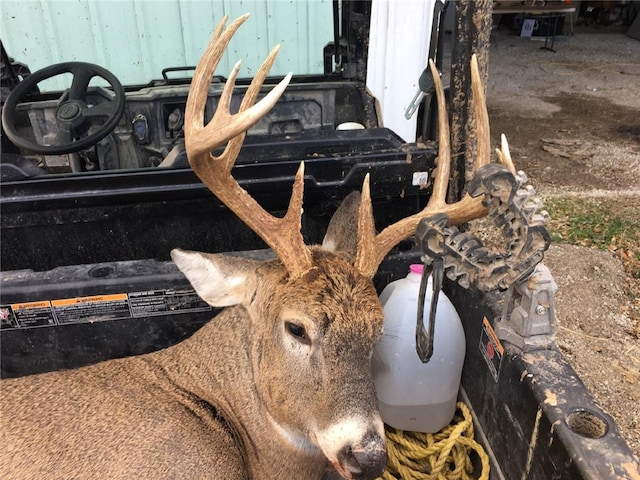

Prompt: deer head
xmin=171 ymin=14 xmax=512 ymax=480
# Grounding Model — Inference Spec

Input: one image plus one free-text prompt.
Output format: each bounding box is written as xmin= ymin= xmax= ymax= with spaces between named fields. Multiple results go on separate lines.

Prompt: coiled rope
xmin=377 ymin=402 xmax=490 ymax=480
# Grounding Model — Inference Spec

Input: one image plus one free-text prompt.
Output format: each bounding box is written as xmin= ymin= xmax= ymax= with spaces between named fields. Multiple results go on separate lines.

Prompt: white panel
xmin=1 ymin=0 xmax=333 ymax=90
xmin=366 ymin=0 xmax=435 ymax=142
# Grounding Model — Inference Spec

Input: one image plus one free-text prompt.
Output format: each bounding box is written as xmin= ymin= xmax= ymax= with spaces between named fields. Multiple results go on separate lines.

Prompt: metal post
xmin=449 ymin=0 xmax=493 ymax=202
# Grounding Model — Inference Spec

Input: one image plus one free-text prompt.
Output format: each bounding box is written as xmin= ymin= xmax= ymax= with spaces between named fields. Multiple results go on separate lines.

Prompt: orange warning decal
xmin=482 ymin=316 xmax=504 ymax=355
xmin=11 ymin=301 xmax=51 ymax=310
xmin=51 ymin=293 xmax=128 ymax=307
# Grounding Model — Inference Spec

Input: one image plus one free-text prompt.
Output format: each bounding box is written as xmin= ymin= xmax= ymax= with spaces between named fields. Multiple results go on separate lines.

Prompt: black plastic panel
xmin=1 ymin=128 xmax=437 ymax=271
xmin=0 ymin=251 xmax=413 ymax=378
xmin=447 ymin=280 xmax=639 ymax=480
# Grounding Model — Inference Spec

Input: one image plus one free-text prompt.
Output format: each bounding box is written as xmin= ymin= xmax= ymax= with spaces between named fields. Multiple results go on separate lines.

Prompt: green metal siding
xmin=1 ymin=0 xmax=333 ymax=89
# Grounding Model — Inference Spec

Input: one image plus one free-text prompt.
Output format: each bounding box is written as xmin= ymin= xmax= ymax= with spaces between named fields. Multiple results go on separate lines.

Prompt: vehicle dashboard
xmin=4 ymin=73 xmax=379 ymax=176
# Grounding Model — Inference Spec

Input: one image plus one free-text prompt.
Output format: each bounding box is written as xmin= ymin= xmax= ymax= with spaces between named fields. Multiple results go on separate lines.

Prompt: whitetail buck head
xmin=171 ymin=14 xmax=512 ymax=480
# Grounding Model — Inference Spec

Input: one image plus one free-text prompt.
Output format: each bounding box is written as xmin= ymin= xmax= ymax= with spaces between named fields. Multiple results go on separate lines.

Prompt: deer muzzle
xmin=334 ymin=428 xmax=387 ymax=480
xmin=313 ymin=421 xmax=385 ymax=480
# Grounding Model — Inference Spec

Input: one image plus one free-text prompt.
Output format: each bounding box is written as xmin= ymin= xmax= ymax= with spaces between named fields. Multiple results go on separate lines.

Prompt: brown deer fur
xmin=1 ymin=205 xmax=387 ymax=479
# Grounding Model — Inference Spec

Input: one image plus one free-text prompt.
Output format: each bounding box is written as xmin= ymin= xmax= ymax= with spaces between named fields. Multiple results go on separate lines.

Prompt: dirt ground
xmin=486 ymin=26 xmax=640 ymax=460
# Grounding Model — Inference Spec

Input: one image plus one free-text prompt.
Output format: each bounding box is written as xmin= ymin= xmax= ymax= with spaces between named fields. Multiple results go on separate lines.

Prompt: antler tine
xmin=355 ymin=54 xmax=507 ymax=279
xmin=496 ymin=134 xmax=516 ymax=175
xmin=186 ymin=14 xmax=292 ymax=161
xmin=185 ymin=14 xmax=244 ymax=154
xmin=470 ymin=54 xmax=491 ymax=171
xmin=355 ymin=173 xmax=376 ymax=275
xmin=185 ymin=14 xmax=314 ymax=279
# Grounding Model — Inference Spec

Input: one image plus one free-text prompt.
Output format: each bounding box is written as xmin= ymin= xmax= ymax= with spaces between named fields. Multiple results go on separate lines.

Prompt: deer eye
xmin=285 ymin=322 xmax=310 ymax=345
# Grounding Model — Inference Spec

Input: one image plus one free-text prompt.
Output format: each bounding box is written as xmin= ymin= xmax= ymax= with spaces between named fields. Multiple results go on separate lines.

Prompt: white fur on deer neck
xmin=263 ymin=407 xmax=319 ymax=454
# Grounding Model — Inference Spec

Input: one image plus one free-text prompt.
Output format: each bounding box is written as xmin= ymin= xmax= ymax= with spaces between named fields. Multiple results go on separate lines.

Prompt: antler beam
xmin=355 ymin=54 xmax=512 ymax=278
xmin=185 ymin=14 xmax=314 ymax=279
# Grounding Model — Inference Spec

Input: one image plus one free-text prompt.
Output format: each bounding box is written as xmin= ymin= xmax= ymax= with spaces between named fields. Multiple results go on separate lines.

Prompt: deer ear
xmin=171 ymin=249 xmax=258 ymax=307
xmin=322 ymin=191 xmax=361 ymax=260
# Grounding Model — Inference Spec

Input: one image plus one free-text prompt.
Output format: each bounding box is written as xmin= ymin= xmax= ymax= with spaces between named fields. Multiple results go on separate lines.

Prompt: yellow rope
xmin=377 ymin=402 xmax=490 ymax=480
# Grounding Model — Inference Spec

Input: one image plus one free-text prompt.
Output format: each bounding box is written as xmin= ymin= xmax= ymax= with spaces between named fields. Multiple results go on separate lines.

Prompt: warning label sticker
xmin=129 ymin=289 xmax=211 ymax=317
xmin=1 ymin=288 xmax=211 ymax=331
xmin=52 ymin=294 xmax=131 ymax=325
xmin=2 ymin=302 xmax=56 ymax=329
xmin=479 ymin=316 xmax=504 ymax=382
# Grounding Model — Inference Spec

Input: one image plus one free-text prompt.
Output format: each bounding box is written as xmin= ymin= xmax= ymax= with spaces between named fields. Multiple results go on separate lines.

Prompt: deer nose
xmin=336 ymin=430 xmax=387 ymax=480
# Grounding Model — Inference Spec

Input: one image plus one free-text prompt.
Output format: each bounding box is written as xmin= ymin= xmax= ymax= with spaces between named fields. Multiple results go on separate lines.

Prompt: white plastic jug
xmin=372 ymin=264 xmax=466 ymax=433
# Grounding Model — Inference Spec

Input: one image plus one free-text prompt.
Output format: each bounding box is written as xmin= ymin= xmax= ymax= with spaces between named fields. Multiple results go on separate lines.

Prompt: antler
xmin=355 ymin=54 xmax=512 ymax=278
xmin=185 ymin=14 xmax=314 ymax=279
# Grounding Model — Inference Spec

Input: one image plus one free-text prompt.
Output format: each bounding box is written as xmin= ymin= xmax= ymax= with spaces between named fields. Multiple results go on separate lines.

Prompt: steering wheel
xmin=2 ymin=62 xmax=125 ymax=155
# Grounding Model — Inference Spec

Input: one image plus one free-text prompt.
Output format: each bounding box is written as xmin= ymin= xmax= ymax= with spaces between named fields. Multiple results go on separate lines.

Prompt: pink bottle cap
xmin=409 ymin=264 xmax=424 ymax=274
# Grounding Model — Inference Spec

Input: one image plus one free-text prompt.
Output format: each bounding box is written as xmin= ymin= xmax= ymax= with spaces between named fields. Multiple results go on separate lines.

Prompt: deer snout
xmin=335 ymin=429 xmax=386 ymax=480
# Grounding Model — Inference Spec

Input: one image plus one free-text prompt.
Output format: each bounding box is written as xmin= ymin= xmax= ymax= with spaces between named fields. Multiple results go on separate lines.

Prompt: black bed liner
xmin=2 ymin=129 xmax=638 ymax=477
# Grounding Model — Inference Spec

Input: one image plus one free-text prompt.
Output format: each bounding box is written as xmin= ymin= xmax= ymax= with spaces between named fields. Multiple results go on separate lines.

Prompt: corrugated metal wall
xmin=1 ymin=0 xmax=333 ymax=90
